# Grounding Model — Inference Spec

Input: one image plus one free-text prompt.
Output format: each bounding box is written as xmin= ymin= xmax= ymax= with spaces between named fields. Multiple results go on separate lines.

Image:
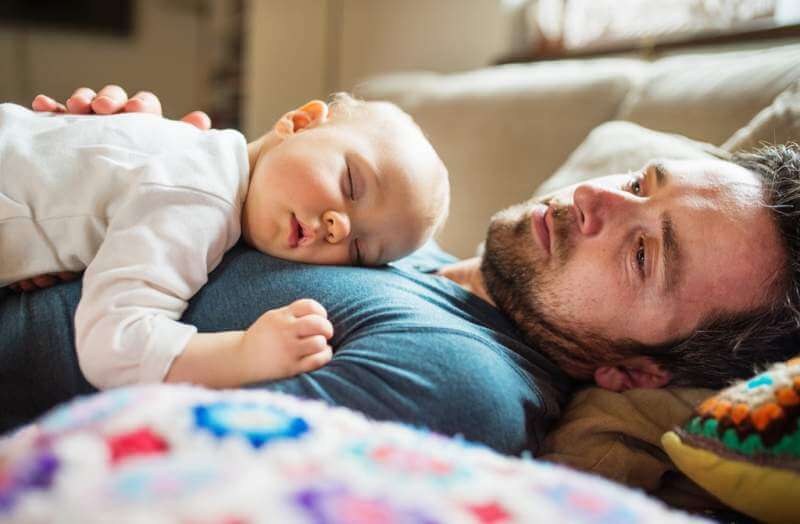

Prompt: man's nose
xmin=322 ymin=210 xmax=351 ymax=244
xmin=572 ymin=183 xmax=632 ymax=236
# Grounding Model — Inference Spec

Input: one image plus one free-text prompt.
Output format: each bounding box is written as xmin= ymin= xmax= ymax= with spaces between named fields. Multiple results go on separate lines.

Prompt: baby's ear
xmin=274 ymin=100 xmax=329 ymax=138
xmin=593 ymin=357 xmax=671 ymax=392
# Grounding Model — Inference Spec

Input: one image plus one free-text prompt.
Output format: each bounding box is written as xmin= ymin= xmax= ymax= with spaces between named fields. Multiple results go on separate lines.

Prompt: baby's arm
xmin=165 ymin=299 xmax=333 ymax=388
xmin=76 ymin=188 xmax=332 ymax=390
xmin=9 ymin=87 xmax=210 ymax=294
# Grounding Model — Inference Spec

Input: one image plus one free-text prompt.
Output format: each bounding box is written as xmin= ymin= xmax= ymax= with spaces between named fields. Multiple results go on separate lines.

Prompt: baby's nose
xmin=322 ymin=210 xmax=351 ymax=244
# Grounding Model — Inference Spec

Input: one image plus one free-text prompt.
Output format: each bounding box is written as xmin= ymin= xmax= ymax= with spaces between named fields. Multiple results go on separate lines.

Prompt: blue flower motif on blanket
xmin=192 ymin=402 xmax=309 ymax=448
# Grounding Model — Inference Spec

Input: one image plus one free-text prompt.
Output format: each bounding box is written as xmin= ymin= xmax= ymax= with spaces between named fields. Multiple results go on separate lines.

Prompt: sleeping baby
xmin=0 ymin=94 xmax=449 ymax=390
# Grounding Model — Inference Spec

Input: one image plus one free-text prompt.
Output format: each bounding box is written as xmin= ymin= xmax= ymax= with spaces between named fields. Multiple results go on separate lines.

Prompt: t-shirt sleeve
xmin=75 ymin=185 xmax=239 ymax=389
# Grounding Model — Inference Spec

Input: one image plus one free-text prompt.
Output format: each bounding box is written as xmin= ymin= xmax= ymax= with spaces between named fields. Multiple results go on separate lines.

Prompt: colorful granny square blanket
xmin=1 ymin=385 xmax=707 ymax=523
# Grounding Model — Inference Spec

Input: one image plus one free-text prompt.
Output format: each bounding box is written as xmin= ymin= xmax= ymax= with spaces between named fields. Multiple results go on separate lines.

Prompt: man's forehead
xmin=655 ymin=196 xmax=780 ymax=339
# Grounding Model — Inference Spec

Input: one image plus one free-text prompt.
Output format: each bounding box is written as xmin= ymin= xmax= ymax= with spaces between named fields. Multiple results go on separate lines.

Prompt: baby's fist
xmin=285 ymin=298 xmax=334 ymax=350
xmin=239 ymin=298 xmax=333 ymax=383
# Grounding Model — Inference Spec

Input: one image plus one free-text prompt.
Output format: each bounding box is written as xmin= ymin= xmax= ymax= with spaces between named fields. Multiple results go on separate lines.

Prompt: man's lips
xmin=530 ymin=204 xmax=551 ymax=255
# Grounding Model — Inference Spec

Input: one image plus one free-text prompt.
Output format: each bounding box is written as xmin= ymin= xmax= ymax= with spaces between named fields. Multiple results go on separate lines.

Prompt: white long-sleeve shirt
xmin=0 ymin=103 xmax=249 ymax=388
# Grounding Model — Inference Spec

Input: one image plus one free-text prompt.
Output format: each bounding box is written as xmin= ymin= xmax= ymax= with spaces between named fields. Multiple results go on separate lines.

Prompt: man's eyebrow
xmin=661 ymin=212 xmax=683 ymax=295
xmin=652 ymin=162 xmax=669 ymax=188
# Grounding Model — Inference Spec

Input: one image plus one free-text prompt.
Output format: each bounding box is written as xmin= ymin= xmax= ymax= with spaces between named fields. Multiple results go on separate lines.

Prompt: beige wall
xmin=243 ymin=0 xmax=521 ymax=136
xmin=1 ymin=0 xmax=521 ymax=132
xmin=243 ymin=0 xmax=329 ymax=137
xmin=0 ymin=0 xmax=207 ymax=120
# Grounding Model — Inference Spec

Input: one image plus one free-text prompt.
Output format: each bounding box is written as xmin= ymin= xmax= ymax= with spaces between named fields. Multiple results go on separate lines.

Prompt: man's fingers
xmin=55 ymin=271 xmax=79 ymax=281
xmin=66 ymin=87 xmax=97 ymax=114
xmin=91 ymin=85 xmax=128 ymax=115
xmin=31 ymin=94 xmax=66 ymax=113
xmin=288 ymin=298 xmax=327 ymax=318
xmin=31 ymin=275 xmax=56 ymax=288
xmin=17 ymin=280 xmax=36 ymax=292
xmin=180 ymin=110 xmax=212 ymax=131
xmin=295 ymin=315 xmax=334 ymax=339
xmin=125 ymin=91 xmax=163 ymax=115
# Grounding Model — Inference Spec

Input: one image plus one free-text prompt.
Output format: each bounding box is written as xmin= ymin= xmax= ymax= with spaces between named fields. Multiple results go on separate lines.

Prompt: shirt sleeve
xmin=75 ymin=185 xmax=239 ymax=389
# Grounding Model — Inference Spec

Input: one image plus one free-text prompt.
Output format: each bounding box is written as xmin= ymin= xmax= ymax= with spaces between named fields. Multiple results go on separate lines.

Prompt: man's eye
xmin=636 ymin=238 xmax=646 ymax=274
xmin=630 ymin=178 xmax=643 ymax=196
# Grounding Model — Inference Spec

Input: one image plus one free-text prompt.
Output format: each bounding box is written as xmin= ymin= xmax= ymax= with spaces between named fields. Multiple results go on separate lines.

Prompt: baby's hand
xmin=9 ymin=271 xmax=80 ymax=292
xmin=238 ymin=299 xmax=333 ymax=382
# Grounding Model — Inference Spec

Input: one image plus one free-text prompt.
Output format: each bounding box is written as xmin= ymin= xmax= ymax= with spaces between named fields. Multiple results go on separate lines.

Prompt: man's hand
xmin=9 ymin=272 xmax=80 ymax=293
xmin=31 ymin=85 xmax=212 ymax=130
xmin=165 ymin=299 xmax=334 ymax=388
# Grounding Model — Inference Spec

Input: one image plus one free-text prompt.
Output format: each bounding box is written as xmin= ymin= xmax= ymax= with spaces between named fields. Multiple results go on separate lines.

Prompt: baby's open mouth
xmin=289 ymin=213 xmax=313 ymax=248
xmin=289 ymin=213 xmax=303 ymax=248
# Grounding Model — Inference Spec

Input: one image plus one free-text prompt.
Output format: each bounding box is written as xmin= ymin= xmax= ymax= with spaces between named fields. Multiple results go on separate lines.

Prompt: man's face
xmin=482 ymin=158 xmax=784 ymax=374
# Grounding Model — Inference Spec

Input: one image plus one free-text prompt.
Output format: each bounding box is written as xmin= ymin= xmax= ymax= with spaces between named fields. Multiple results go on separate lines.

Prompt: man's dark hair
xmin=636 ymin=143 xmax=800 ymax=388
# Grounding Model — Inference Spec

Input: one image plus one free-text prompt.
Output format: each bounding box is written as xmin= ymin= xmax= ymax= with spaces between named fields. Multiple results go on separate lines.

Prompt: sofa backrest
xmin=618 ymin=44 xmax=800 ymax=145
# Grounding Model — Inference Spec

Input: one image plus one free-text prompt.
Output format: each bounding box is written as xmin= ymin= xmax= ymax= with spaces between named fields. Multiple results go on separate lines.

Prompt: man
xmin=2 ymin=88 xmax=797 ymax=457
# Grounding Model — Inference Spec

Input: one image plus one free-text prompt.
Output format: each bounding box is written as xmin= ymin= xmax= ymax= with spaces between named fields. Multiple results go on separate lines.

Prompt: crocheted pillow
xmin=662 ymin=357 xmax=800 ymax=524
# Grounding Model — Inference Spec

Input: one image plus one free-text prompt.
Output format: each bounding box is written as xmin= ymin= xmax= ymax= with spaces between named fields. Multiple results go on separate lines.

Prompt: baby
xmin=0 ymin=93 xmax=449 ymax=390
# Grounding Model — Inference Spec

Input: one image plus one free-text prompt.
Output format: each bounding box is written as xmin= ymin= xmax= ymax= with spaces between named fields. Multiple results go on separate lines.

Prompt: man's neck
xmin=436 ymin=257 xmax=496 ymax=306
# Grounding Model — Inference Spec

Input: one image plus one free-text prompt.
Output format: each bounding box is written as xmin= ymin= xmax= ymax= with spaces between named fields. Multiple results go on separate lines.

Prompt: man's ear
xmin=274 ymin=100 xmax=329 ymax=139
xmin=593 ymin=357 xmax=671 ymax=392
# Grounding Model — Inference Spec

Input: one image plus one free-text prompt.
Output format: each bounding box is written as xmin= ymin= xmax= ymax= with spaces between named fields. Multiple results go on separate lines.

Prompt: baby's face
xmin=243 ymin=103 xmax=448 ymax=266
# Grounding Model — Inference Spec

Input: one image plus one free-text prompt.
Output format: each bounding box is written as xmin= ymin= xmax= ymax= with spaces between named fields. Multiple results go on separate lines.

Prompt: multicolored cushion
xmin=663 ymin=357 xmax=800 ymax=524
xmin=0 ymin=384 xmax=706 ymax=523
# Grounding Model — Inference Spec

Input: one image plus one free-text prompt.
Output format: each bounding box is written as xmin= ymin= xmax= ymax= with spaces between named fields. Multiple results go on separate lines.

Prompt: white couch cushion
xmin=618 ymin=44 xmax=800 ymax=145
xmin=723 ymin=79 xmax=800 ymax=152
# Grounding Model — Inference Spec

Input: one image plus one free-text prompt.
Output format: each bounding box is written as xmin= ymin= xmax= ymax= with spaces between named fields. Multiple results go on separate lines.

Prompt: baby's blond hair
xmin=328 ymin=92 xmax=450 ymax=245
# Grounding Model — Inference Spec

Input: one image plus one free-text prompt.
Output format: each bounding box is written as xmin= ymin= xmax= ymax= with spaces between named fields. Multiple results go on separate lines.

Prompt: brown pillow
xmin=539 ymin=387 xmax=725 ymax=511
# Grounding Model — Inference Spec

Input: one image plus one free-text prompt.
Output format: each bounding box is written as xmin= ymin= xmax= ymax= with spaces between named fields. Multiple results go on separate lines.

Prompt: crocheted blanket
xmin=0 ymin=385 xmax=707 ymax=523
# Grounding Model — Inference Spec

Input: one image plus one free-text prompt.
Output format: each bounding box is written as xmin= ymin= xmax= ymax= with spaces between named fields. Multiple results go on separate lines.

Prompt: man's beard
xmin=480 ymin=201 xmax=603 ymax=380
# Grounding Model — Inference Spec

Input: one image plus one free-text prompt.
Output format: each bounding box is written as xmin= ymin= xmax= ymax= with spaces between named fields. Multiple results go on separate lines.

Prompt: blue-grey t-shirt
xmin=0 ymin=242 xmax=572 ymax=455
